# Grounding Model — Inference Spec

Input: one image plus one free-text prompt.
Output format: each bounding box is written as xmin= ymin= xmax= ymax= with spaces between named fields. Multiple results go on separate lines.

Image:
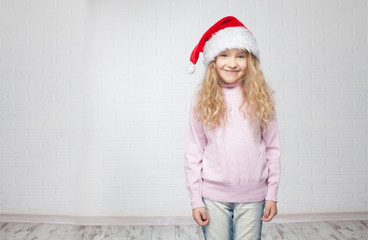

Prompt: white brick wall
xmin=0 ymin=0 xmax=367 ymax=217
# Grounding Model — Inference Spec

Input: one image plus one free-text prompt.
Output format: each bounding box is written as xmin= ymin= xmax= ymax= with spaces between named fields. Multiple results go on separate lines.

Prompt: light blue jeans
xmin=202 ymin=199 xmax=265 ymax=240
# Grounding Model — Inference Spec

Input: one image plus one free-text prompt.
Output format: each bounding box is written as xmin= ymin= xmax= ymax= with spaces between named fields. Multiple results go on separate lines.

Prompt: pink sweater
xmin=184 ymin=82 xmax=281 ymax=209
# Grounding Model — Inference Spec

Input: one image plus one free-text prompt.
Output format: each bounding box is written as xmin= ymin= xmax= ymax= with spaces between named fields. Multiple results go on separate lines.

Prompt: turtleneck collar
xmin=220 ymin=80 xmax=243 ymax=89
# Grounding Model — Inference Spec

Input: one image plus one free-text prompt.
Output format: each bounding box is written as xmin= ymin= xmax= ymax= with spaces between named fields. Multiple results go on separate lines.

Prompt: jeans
xmin=202 ymin=199 xmax=265 ymax=240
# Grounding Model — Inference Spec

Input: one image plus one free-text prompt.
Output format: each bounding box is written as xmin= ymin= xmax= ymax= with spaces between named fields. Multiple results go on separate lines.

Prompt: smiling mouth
xmin=224 ymin=70 xmax=239 ymax=73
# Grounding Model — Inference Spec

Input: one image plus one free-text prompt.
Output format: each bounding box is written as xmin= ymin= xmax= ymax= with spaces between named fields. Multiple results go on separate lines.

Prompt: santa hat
xmin=187 ymin=16 xmax=260 ymax=74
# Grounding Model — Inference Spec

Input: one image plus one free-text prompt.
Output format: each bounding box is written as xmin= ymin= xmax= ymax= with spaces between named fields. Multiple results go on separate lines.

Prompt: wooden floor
xmin=0 ymin=220 xmax=367 ymax=240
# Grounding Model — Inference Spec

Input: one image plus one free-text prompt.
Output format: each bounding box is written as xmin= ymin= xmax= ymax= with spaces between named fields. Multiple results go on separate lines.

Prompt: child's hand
xmin=261 ymin=200 xmax=278 ymax=222
xmin=192 ymin=207 xmax=209 ymax=226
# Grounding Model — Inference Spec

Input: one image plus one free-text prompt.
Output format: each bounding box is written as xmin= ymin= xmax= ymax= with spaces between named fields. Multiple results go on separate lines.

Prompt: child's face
xmin=215 ymin=49 xmax=247 ymax=84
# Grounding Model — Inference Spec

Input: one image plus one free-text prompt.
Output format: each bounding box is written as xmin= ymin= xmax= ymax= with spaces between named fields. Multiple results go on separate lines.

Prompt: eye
xmin=237 ymin=55 xmax=246 ymax=58
xmin=219 ymin=53 xmax=228 ymax=57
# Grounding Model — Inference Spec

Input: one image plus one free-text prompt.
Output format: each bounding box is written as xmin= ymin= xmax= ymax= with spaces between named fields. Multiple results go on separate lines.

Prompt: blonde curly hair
xmin=194 ymin=52 xmax=275 ymax=132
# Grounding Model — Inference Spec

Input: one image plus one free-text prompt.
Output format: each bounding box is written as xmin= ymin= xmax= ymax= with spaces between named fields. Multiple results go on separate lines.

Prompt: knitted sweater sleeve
xmin=262 ymin=114 xmax=281 ymax=202
xmin=184 ymin=95 xmax=207 ymax=209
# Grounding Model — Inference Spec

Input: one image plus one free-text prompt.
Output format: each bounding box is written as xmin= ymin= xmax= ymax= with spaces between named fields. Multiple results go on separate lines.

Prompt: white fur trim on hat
xmin=202 ymin=27 xmax=260 ymax=66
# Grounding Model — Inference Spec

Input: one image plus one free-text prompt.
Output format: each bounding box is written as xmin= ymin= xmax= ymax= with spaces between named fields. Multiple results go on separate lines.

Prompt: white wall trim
xmin=0 ymin=212 xmax=368 ymax=226
xmin=272 ymin=212 xmax=368 ymax=223
xmin=0 ymin=214 xmax=195 ymax=226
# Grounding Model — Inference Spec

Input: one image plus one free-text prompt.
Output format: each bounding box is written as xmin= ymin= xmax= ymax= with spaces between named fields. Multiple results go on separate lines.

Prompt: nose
xmin=228 ymin=57 xmax=237 ymax=68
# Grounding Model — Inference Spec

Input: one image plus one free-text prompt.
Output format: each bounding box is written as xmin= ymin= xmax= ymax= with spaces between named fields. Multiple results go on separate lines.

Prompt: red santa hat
xmin=187 ymin=16 xmax=260 ymax=74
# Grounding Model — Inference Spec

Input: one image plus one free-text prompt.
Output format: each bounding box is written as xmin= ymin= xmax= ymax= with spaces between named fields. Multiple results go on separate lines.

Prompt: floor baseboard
xmin=0 ymin=214 xmax=195 ymax=226
xmin=0 ymin=212 xmax=367 ymax=226
xmin=271 ymin=212 xmax=368 ymax=223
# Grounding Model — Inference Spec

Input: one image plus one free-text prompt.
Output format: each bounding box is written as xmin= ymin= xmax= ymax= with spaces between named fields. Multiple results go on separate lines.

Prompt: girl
xmin=184 ymin=16 xmax=281 ymax=240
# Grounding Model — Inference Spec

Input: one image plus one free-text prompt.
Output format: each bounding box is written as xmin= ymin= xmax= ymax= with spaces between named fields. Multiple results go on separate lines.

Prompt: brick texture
xmin=0 ymin=0 xmax=367 ymax=216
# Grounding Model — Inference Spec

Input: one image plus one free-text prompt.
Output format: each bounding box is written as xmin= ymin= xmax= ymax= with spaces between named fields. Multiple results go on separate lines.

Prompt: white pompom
xmin=186 ymin=62 xmax=196 ymax=74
